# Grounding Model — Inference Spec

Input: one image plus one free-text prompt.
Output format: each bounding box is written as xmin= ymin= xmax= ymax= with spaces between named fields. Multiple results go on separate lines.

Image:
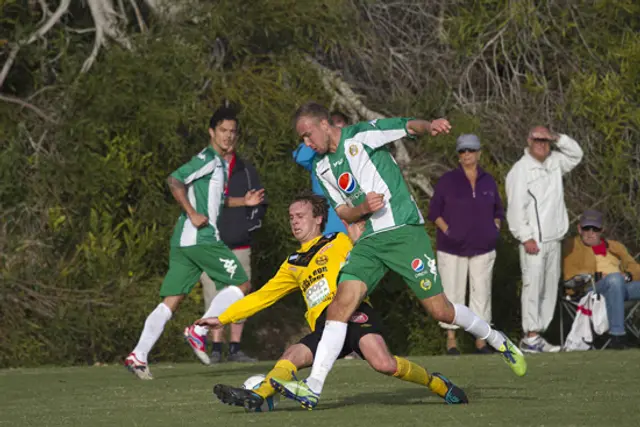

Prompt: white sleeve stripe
xmin=315 ymin=159 xmax=346 ymax=206
xmin=348 ymin=129 xmax=407 ymax=150
xmin=184 ymin=159 xmax=216 ymax=185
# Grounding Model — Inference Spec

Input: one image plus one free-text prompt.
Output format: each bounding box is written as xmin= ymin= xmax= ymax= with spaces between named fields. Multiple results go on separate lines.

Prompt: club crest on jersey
xmin=338 ymin=172 xmax=356 ymax=194
xmin=349 ymin=144 xmax=358 ymax=156
xmin=411 ymin=258 xmax=425 ymax=273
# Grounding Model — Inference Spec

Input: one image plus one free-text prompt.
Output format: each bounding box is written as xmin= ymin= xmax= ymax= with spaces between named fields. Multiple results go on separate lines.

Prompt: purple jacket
xmin=427 ymin=165 xmax=505 ymax=257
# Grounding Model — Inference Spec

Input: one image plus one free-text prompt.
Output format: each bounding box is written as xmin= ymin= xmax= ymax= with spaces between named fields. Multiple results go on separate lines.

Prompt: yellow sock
xmin=392 ymin=356 xmax=448 ymax=398
xmin=254 ymin=359 xmax=297 ymax=399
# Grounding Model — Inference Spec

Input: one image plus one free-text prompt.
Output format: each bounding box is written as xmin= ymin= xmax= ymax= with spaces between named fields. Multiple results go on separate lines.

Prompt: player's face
xmin=289 ymin=201 xmax=323 ymax=243
xmin=209 ymin=119 xmax=238 ymax=154
xmin=296 ymin=116 xmax=331 ymax=154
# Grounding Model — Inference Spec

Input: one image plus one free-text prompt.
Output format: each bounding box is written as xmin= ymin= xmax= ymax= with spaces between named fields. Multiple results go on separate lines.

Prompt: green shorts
xmin=338 ymin=225 xmax=443 ymax=300
xmin=159 ymin=244 xmax=249 ymax=297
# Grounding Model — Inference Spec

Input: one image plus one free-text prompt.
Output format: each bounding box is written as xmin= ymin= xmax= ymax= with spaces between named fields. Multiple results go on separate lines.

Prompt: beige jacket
xmin=562 ymin=236 xmax=640 ymax=282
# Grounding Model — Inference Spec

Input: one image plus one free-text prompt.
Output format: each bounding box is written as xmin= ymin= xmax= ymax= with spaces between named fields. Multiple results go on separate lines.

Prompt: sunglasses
xmin=582 ymin=226 xmax=602 ymax=232
xmin=457 ymin=148 xmax=478 ymax=154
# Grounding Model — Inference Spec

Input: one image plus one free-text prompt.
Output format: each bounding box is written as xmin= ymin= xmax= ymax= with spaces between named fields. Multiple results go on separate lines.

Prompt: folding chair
xmin=559 ymin=274 xmax=640 ymax=349
xmin=558 ymin=274 xmax=594 ymax=349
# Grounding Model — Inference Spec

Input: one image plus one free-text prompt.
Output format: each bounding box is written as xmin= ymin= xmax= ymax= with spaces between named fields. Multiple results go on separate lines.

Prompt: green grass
xmin=1 ymin=351 xmax=638 ymax=427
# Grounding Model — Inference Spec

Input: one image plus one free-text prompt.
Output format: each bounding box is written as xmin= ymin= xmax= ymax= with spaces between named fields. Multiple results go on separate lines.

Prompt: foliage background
xmin=1 ymin=0 xmax=638 ymax=367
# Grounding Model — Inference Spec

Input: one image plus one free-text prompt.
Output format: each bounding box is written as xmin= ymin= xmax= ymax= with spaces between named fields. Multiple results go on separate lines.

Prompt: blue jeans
xmin=595 ymin=273 xmax=640 ymax=336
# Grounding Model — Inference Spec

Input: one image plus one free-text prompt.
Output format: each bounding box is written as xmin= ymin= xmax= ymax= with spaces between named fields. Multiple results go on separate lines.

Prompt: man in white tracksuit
xmin=506 ymin=126 xmax=583 ymax=353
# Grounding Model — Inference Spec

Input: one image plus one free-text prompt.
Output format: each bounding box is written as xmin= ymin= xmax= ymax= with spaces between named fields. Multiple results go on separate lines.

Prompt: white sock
xmin=305 ymin=321 xmax=348 ymax=394
xmin=132 ymin=303 xmax=173 ymax=363
xmin=193 ymin=285 xmax=245 ymax=336
xmin=452 ymin=303 xmax=504 ymax=350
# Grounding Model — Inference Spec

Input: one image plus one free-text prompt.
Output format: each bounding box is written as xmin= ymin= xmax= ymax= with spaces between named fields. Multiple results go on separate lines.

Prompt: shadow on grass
xmin=157 ymin=364 xmax=270 ymax=380
xmin=274 ymin=385 xmax=536 ymax=412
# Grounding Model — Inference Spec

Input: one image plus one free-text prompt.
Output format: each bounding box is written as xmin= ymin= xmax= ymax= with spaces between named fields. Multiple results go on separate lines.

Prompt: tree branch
xmin=0 ymin=93 xmax=58 ymax=123
xmin=305 ymin=55 xmax=435 ymax=199
xmin=0 ymin=0 xmax=72 ymax=90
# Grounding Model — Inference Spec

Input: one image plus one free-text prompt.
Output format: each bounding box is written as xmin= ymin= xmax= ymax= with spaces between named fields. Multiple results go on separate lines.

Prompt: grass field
xmin=1 ymin=350 xmax=638 ymax=427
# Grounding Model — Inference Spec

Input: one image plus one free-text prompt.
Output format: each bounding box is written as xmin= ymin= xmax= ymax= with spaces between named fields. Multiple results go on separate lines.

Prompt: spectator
xmin=506 ymin=126 xmax=583 ymax=353
xmin=292 ymin=110 xmax=348 ymax=234
xmin=200 ymin=109 xmax=268 ymax=364
xmin=563 ymin=209 xmax=640 ymax=349
xmin=428 ymin=134 xmax=504 ymax=355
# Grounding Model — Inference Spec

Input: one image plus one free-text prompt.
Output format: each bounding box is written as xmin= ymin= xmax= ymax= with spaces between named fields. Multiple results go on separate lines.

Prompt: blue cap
xmin=456 ymin=134 xmax=481 ymax=152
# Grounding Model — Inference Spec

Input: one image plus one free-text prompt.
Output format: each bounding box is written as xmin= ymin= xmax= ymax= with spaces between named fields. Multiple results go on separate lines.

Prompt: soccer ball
xmin=242 ymin=374 xmax=279 ymax=412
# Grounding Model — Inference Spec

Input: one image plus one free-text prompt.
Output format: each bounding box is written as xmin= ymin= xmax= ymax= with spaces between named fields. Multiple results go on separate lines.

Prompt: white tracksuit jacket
xmin=506 ymin=135 xmax=583 ymax=333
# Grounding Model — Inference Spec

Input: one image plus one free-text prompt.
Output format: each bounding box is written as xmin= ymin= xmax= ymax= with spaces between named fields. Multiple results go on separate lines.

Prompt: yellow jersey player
xmin=189 ymin=192 xmax=468 ymax=410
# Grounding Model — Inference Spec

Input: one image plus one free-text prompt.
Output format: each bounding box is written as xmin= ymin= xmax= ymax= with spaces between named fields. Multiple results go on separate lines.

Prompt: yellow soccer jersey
xmin=218 ymin=232 xmax=352 ymax=331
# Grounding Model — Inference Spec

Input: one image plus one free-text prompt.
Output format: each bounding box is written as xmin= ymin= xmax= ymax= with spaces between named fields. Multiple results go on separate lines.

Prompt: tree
xmin=1 ymin=0 xmax=638 ymax=366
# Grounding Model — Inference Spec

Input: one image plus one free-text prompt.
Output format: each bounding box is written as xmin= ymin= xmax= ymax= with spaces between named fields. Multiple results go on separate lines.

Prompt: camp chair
xmin=559 ymin=273 xmax=640 ymax=349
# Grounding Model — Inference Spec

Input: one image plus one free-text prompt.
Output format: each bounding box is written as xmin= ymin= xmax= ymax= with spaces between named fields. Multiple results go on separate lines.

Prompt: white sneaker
xmin=124 ymin=353 xmax=153 ymax=380
xmin=519 ymin=336 xmax=561 ymax=353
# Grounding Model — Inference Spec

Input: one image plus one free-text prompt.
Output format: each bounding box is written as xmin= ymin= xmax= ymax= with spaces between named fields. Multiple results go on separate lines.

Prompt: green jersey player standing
xmin=271 ymin=102 xmax=527 ymax=410
xmin=125 ymin=107 xmax=264 ymax=380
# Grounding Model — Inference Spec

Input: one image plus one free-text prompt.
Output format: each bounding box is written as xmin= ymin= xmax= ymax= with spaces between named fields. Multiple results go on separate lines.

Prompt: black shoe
xmin=432 ymin=373 xmax=469 ymax=404
xmin=446 ymin=347 xmax=461 ymax=356
xmin=475 ymin=346 xmax=493 ymax=355
xmin=227 ymin=350 xmax=258 ymax=363
xmin=209 ymin=350 xmax=223 ymax=364
xmin=213 ymin=383 xmax=264 ymax=410
xmin=608 ymin=335 xmax=629 ymax=350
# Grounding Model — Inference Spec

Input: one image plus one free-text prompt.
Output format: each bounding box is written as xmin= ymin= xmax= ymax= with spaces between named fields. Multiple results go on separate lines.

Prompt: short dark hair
xmin=209 ymin=106 xmax=238 ymax=130
xmin=293 ymin=102 xmax=330 ymax=127
xmin=291 ymin=190 xmax=329 ymax=232
xmin=330 ymin=110 xmax=349 ymax=125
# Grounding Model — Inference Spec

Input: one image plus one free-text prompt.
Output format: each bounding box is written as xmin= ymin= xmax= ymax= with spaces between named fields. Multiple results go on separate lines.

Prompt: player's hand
xmin=344 ymin=220 xmax=365 ymax=243
xmin=429 ymin=118 xmax=452 ymax=136
xmin=362 ymin=192 xmax=385 ymax=214
xmin=529 ymin=126 xmax=558 ymax=142
xmin=244 ymin=189 xmax=265 ymax=206
xmin=523 ymin=239 xmax=540 ymax=255
xmin=194 ymin=317 xmax=223 ymax=329
xmin=188 ymin=212 xmax=209 ymax=228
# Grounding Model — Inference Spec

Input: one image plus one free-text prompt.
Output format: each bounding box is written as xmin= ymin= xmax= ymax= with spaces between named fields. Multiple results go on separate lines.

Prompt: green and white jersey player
xmin=270 ymin=102 xmax=527 ymax=410
xmin=125 ymin=107 xmax=264 ymax=380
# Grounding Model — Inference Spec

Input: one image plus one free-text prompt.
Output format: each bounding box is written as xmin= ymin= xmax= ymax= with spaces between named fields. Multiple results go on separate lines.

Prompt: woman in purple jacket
xmin=428 ymin=134 xmax=504 ymax=355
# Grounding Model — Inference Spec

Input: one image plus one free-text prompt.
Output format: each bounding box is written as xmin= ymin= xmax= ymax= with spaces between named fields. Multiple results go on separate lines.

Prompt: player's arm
xmin=343 ymin=220 xmax=365 ymax=243
xmin=334 ymin=195 xmax=381 ymax=224
xmin=197 ymin=263 xmax=299 ymax=327
xmin=169 ymin=153 xmax=217 ymax=228
xmin=168 ymin=176 xmax=197 ymax=218
xmin=406 ymin=119 xmax=451 ymax=137
xmin=357 ymin=118 xmax=451 ymax=151
xmin=225 ymin=189 xmax=265 ymax=207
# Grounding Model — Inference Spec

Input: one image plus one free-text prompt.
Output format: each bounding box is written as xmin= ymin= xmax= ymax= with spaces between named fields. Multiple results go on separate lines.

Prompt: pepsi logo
xmin=411 ymin=258 xmax=424 ymax=272
xmin=338 ymin=172 xmax=356 ymax=194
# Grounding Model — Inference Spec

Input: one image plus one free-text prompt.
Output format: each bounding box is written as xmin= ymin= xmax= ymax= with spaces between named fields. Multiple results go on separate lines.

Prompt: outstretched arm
xmin=196 ymin=263 xmax=298 ymax=326
xmin=407 ymin=118 xmax=452 ymax=137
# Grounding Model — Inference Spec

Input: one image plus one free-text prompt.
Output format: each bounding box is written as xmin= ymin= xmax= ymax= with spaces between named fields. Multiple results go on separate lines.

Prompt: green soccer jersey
xmin=169 ymin=146 xmax=227 ymax=247
xmin=313 ymin=117 xmax=424 ymax=239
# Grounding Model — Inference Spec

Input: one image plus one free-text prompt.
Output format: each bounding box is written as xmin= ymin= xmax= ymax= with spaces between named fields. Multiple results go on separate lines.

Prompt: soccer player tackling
xmin=124 ymin=108 xmax=264 ymax=379
xmin=192 ymin=192 xmax=468 ymax=409
xmin=270 ymin=103 xmax=527 ymax=409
